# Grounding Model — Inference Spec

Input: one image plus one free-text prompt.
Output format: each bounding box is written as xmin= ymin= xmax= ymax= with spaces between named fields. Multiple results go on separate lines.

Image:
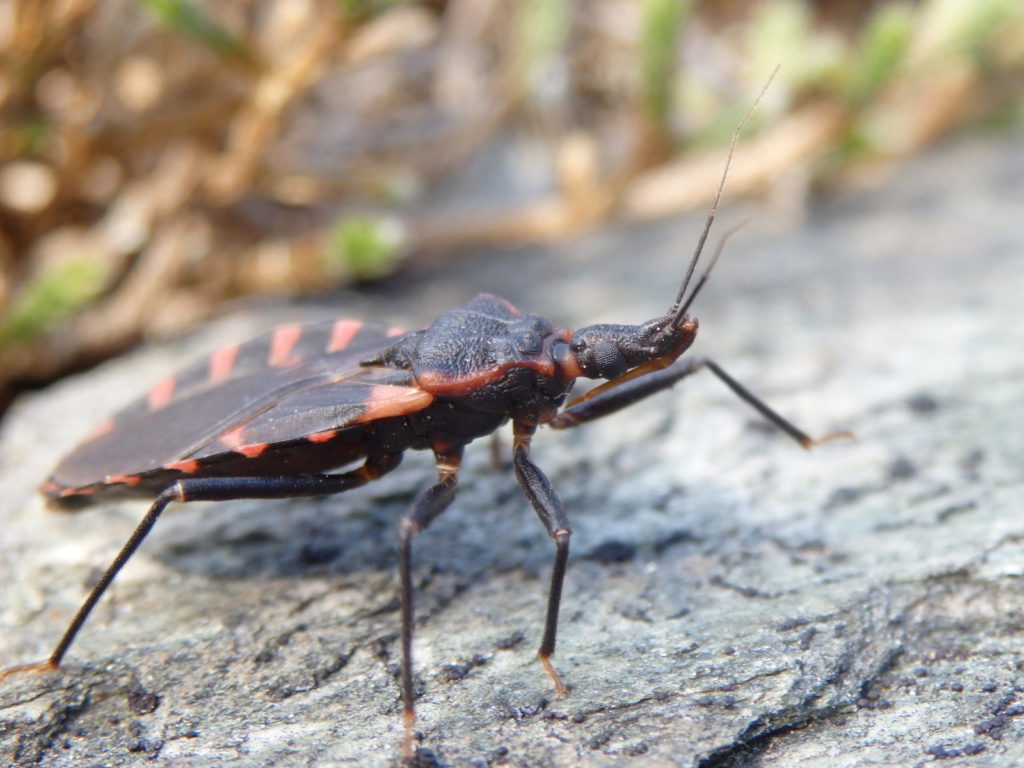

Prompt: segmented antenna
xmin=676 ymin=218 xmax=748 ymax=318
xmin=669 ymin=67 xmax=779 ymax=322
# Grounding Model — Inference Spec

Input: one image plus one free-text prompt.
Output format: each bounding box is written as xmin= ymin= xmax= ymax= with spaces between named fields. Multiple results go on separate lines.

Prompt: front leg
xmin=549 ymin=355 xmax=849 ymax=448
xmin=512 ymin=421 xmax=571 ymax=697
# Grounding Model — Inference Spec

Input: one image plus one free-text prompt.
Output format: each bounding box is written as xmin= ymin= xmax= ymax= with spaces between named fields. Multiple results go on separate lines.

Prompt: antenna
xmin=669 ymin=67 xmax=779 ymax=321
xmin=677 ymin=218 xmax=748 ymax=318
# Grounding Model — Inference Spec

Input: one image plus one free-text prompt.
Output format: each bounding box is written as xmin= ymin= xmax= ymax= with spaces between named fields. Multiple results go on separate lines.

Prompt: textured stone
xmin=1 ymin=134 xmax=1022 ymax=767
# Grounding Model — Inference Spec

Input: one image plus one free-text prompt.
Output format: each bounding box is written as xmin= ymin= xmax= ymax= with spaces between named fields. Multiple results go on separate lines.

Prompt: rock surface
xmin=1 ymin=134 xmax=1022 ymax=767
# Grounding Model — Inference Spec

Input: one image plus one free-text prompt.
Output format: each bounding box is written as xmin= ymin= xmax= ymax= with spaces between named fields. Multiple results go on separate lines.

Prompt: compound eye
xmin=592 ymin=340 xmax=627 ymax=379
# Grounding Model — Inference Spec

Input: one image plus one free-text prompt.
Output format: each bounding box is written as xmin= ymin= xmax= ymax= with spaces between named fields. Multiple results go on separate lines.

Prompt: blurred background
xmin=1 ymin=0 xmax=1022 ymax=419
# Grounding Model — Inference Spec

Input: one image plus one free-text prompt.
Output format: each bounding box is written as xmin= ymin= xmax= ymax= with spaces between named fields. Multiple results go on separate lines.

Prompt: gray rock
xmin=2 ymin=134 xmax=1022 ymax=767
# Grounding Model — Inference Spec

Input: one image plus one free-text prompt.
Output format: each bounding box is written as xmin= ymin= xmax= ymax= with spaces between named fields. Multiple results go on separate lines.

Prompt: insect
xmin=3 ymin=83 xmax=844 ymax=759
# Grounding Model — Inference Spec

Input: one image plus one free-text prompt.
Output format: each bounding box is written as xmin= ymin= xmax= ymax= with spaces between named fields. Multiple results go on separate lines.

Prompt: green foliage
xmin=324 ymin=216 xmax=404 ymax=281
xmin=747 ymin=0 xmax=844 ymax=93
xmin=515 ymin=0 xmax=571 ymax=103
xmin=921 ymin=0 xmax=1023 ymax=60
xmin=137 ymin=0 xmax=246 ymax=57
xmin=640 ymin=0 xmax=691 ymax=128
xmin=16 ymin=118 xmax=52 ymax=156
xmin=336 ymin=0 xmax=410 ymax=22
xmin=845 ymin=3 xmax=914 ymax=106
xmin=0 ymin=259 xmax=109 ymax=347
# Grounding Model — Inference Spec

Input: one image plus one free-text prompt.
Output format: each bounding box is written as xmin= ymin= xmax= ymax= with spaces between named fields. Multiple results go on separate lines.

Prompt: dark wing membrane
xmin=185 ymin=366 xmax=434 ymax=459
xmin=50 ymin=321 xmax=417 ymax=489
xmin=114 ymin=318 xmax=398 ymax=422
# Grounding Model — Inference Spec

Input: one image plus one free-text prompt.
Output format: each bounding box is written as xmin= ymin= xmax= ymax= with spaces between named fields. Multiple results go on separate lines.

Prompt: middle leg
xmin=512 ymin=421 xmax=572 ymax=696
xmin=397 ymin=444 xmax=463 ymax=758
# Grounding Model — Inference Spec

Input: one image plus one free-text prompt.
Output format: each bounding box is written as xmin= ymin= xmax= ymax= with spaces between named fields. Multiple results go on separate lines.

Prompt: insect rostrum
xmin=3 ymin=89 xmax=844 ymax=761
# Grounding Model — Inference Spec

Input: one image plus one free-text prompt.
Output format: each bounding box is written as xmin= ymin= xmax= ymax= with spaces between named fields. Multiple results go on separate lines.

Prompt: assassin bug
xmin=4 ymin=79 xmax=844 ymax=758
